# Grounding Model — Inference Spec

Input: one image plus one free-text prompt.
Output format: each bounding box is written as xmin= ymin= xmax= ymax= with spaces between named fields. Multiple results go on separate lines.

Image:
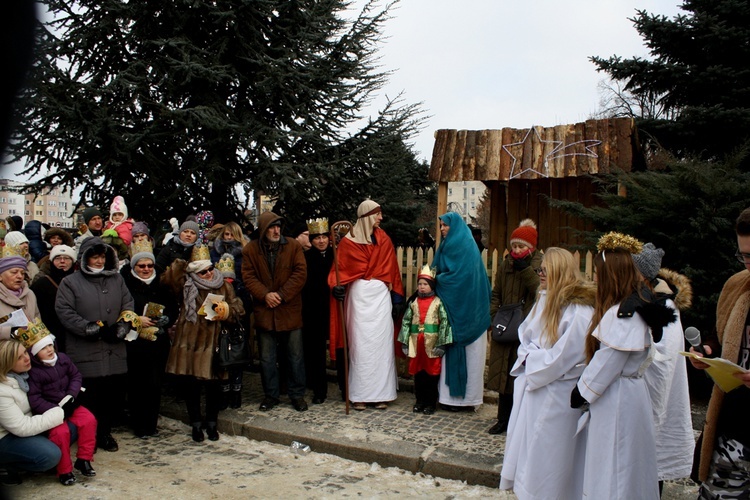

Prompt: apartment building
xmin=446 ymin=180 xmax=486 ymax=223
xmin=0 ymin=179 xmax=75 ymax=228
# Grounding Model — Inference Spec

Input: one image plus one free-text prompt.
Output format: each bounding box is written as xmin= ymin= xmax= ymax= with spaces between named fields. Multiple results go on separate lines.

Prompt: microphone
xmin=684 ymin=326 xmax=705 ymax=356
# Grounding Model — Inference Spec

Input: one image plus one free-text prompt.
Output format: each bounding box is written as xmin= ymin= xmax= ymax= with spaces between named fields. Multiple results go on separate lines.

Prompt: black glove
xmin=101 ymin=321 xmax=128 ymax=343
xmin=570 ymin=385 xmax=589 ymax=411
xmin=332 ymin=285 xmax=346 ymax=301
xmin=391 ymin=301 xmax=406 ymax=320
xmin=512 ymin=257 xmax=531 ymax=271
xmin=114 ymin=320 xmax=131 ymax=340
xmin=431 ymin=346 xmax=446 ymax=358
xmin=153 ymin=315 xmax=170 ymax=327
xmin=401 ymin=344 xmax=409 ymax=356
xmin=84 ymin=322 xmax=102 ymax=341
xmin=60 ymin=396 xmax=78 ymax=419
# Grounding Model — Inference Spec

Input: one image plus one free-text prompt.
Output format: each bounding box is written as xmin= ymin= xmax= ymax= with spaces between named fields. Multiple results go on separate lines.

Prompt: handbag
xmin=491 ymin=301 xmax=525 ymax=343
xmin=215 ymin=322 xmax=251 ymax=369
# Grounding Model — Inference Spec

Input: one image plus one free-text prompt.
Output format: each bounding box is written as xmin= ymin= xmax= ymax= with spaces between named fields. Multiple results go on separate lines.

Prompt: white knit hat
xmin=4 ymin=231 xmax=29 ymax=247
xmin=50 ymin=245 xmax=77 ymax=261
xmin=110 ymin=195 xmax=128 ymax=220
xmin=31 ymin=334 xmax=56 ymax=357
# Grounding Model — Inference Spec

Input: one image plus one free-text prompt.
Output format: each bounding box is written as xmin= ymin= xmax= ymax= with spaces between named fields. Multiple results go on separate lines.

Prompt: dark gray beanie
xmin=632 ymin=242 xmax=665 ymax=281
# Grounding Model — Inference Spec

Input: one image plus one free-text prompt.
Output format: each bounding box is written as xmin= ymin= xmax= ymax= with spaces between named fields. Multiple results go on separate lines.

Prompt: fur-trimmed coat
xmin=163 ymin=260 xmax=244 ymax=380
xmin=698 ymin=269 xmax=750 ymax=481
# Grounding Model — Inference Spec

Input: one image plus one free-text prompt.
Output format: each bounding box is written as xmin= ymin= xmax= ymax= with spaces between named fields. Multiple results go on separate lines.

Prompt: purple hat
xmin=0 ymin=256 xmax=28 ymax=274
xmin=132 ymin=221 xmax=150 ymax=237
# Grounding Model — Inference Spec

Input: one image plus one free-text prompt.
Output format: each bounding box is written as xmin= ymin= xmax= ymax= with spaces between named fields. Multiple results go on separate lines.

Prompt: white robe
xmin=499 ymin=292 xmax=593 ymax=499
xmin=438 ymin=332 xmax=487 ymax=407
xmin=643 ymin=298 xmax=695 ymax=480
xmin=577 ymin=305 xmax=659 ymax=499
xmin=345 ymin=279 xmax=398 ymax=403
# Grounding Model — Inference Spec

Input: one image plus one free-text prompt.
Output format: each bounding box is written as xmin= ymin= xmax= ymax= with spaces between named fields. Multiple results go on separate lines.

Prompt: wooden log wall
xmin=484 ymin=177 xmax=597 ymax=252
xmin=429 ymin=118 xmax=636 ymax=182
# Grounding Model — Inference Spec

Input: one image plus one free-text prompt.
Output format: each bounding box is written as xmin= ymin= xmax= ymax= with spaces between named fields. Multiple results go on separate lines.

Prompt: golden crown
xmin=190 ymin=245 xmax=211 ymax=262
xmin=1 ymin=245 xmax=25 ymax=258
xmin=216 ymin=254 xmax=235 ymax=275
xmin=306 ymin=218 xmax=329 ymax=235
xmin=596 ymin=232 xmax=644 ymax=254
xmin=130 ymin=239 xmax=154 ymax=258
xmin=417 ymin=264 xmax=436 ymax=281
xmin=14 ymin=318 xmax=52 ymax=350
xmin=117 ymin=310 xmax=142 ymax=331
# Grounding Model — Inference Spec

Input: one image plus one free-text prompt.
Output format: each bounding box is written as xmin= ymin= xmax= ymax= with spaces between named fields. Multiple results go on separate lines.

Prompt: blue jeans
xmin=0 ymin=433 xmax=61 ymax=472
xmin=257 ymin=329 xmax=306 ymax=399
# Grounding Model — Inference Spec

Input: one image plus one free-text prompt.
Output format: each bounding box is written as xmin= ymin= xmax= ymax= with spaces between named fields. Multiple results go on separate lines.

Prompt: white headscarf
xmin=346 ymin=200 xmax=381 ymax=245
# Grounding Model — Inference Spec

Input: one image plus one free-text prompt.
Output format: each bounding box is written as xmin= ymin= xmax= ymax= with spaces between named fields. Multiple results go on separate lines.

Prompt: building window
xmin=470 ymin=201 xmax=476 ymax=210
xmin=8 ymin=199 xmax=14 ymax=204
xmin=8 ymin=209 xmax=16 ymax=215
xmin=36 ymin=210 xmax=43 ymax=216
xmin=471 ymin=187 xmax=475 ymax=195
xmin=448 ymin=188 xmax=453 ymax=196
xmin=25 ymin=200 xmax=30 ymax=205
xmin=36 ymin=199 xmax=43 ymax=206
xmin=463 ymin=188 xmax=467 ymax=198
xmin=0 ymin=198 xmax=5 ymax=203
xmin=0 ymin=208 xmax=3 ymax=214
xmin=25 ymin=210 xmax=30 ymax=216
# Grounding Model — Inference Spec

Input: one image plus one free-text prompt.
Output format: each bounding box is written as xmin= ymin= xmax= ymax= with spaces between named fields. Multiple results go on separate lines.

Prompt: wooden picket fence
xmin=395 ymin=246 xmax=595 ymax=296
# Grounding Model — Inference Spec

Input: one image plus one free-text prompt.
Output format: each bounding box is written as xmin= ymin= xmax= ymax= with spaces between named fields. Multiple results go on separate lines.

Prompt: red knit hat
xmin=510 ymin=219 xmax=538 ymax=249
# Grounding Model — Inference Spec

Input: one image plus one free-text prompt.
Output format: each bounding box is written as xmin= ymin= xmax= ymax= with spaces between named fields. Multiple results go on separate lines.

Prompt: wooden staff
xmin=330 ymin=220 xmax=352 ymax=414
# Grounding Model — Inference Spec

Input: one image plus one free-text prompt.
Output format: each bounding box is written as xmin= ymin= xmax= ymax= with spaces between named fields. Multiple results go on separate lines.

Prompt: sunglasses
xmin=135 ymin=263 xmax=154 ymax=269
xmin=197 ymin=266 xmax=215 ymax=276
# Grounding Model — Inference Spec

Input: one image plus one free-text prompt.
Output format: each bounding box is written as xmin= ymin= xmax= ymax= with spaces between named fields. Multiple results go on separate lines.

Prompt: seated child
xmin=398 ymin=266 xmax=452 ymax=414
xmin=103 ymin=195 xmax=134 ymax=245
xmin=20 ymin=321 xmax=97 ymax=485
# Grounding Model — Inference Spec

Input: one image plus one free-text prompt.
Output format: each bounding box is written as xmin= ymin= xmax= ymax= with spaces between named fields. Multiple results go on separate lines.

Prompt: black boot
xmin=488 ymin=394 xmax=512 ymax=435
xmin=218 ymin=385 xmax=230 ymax=411
xmin=205 ymin=422 xmax=219 ymax=441
xmin=191 ymin=422 xmax=204 ymax=442
xmin=229 ymin=391 xmax=241 ymax=409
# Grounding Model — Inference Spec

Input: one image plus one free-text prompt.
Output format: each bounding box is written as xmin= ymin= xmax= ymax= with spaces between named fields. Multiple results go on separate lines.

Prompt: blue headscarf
xmin=432 ymin=212 xmax=491 ymax=398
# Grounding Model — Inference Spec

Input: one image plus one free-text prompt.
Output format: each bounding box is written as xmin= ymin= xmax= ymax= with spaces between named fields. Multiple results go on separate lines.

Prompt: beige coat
xmin=0 ymin=283 xmax=40 ymax=340
xmin=698 ymin=269 xmax=750 ymax=481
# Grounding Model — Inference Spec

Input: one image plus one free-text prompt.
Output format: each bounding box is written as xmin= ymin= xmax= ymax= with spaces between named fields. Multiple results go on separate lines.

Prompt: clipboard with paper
xmin=0 ymin=309 xmax=29 ymax=329
xmin=680 ymin=351 xmax=748 ymax=392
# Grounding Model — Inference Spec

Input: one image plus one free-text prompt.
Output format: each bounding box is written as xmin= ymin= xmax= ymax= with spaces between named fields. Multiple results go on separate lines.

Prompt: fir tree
xmin=9 ymin=0 xmax=426 ymax=228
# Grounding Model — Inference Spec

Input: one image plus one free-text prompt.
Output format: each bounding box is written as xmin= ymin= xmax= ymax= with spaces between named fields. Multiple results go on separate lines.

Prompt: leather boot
xmin=230 ymin=390 xmax=242 ymax=409
xmin=488 ymin=394 xmax=513 ymax=435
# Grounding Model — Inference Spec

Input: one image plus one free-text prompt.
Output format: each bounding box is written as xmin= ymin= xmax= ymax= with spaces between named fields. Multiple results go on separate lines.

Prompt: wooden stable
xmin=428 ymin=117 xmax=642 ymax=251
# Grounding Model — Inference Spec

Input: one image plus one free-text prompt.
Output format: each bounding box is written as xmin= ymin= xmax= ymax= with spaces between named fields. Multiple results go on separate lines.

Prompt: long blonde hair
xmin=537 ymin=248 xmax=585 ymax=347
xmin=222 ymin=221 xmax=245 ymax=244
xmin=0 ymin=339 xmax=24 ymax=381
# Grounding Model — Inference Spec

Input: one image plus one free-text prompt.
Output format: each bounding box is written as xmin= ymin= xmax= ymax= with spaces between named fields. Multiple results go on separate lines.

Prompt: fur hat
xmin=50 ymin=245 xmax=77 ymax=262
xmin=132 ymin=221 xmax=149 ymax=237
xmin=510 ymin=219 xmax=538 ymax=249
xmin=633 ymin=242 xmax=665 ymax=281
xmin=5 ymin=216 xmax=23 ymax=231
xmin=82 ymin=207 xmax=103 ymax=225
xmin=4 ymin=231 xmax=29 ymax=248
xmin=110 ymin=196 xmax=128 ymax=219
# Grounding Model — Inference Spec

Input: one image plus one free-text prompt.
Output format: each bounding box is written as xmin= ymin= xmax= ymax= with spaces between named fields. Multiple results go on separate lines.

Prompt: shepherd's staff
xmin=330 ymin=220 xmax=352 ymax=415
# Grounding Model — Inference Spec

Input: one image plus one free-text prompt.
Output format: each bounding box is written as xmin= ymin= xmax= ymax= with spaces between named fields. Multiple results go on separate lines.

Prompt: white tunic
xmin=499 ymin=292 xmax=593 ymax=499
xmin=643 ymin=298 xmax=695 ymax=480
xmin=577 ymin=305 xmax=659 ymax=499
xmin=345 ymin=279 xmax=398 ymax=403
xmin=438 ymin=333 xmax=487 ymax=407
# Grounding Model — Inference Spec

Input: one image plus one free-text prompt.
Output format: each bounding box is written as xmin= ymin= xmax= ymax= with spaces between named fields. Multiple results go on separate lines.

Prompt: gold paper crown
xmin=216 ymin=254 xmax=235 ymax=275
xmin=130 ymin=239 xmax=154 ymax=258
xmin=596 ymin=232 xmax=643 ymax=254
xmin=117 ymin=310 xmax=142 ymax=331
xmin=417 ymin=264 xmax=436 ymax=281
xmin=14 ymin=318 xmax=52 ymax=350
xmin=306 ymin=218 xmax=329 ymax=235
xmin=2 ymin=245 xmax=25 ymax=258
xmin=190 ymin=244 xmax=211 ymax=262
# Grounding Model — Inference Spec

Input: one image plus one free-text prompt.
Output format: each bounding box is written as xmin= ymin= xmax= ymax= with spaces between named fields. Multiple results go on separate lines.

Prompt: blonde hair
xmin=222 ymin=221 xmax=245 ymax=244
xmin=537 ymin=248 xmax=585 ymax=347
xmin=0 ymin=339 xmax=24 ymax=381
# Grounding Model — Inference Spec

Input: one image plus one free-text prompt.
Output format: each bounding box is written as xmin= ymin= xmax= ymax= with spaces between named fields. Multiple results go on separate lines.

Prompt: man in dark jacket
xmin=242 ymin=212 xmax=307 ymax=412
xmin=55 ymin=237 xmax=134 ymax=452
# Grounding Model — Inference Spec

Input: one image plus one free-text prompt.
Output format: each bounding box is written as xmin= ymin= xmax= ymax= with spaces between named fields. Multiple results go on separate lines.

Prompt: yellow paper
xmin=680 ymin=351 xmax=748 ymax=393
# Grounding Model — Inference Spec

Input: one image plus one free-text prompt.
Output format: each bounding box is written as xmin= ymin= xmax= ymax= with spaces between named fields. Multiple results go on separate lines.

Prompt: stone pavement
xmin=156 ymin=369 xmax=700 ymax=498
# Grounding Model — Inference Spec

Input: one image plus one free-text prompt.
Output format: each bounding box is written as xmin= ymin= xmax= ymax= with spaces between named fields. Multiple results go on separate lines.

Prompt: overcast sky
xmin=356 ymin=0 xmax=684 ymax=162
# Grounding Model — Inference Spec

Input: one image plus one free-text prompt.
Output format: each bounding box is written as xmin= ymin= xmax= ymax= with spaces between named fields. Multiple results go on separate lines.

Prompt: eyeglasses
xmin=736 ymin=251 xmax=750 ymax=263
xmin=135 ymin=263 xmax=154 ymax=269
xmin=534 ymin=268 xmax=547 ymax=277
xmin=197 ymin=266 xmax=215 ymax=276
